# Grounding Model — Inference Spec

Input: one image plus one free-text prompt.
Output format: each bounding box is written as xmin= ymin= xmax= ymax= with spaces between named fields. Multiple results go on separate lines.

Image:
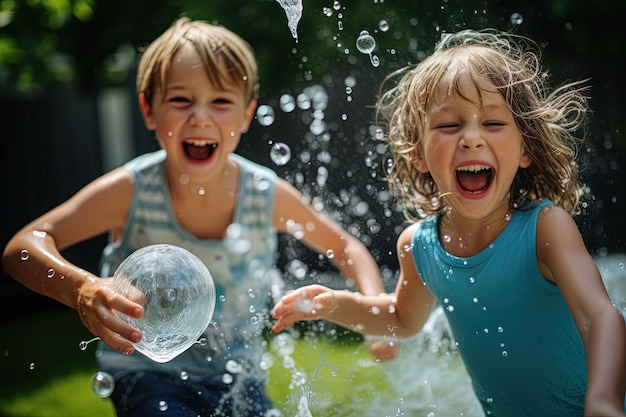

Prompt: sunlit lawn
xmin=0 ymin=307 xmax=392 ymax=417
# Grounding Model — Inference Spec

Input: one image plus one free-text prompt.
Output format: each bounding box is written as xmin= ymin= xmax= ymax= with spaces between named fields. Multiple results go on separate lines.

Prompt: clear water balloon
xmin=113 ymin=244 xmax=216 ymax=363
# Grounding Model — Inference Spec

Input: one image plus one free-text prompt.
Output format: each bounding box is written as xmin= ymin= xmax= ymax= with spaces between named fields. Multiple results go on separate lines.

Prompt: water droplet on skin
xmin=198 ymin=187 xmax=205 ymax=196
xmin=443 ymin=235 xmax=451 ymax=243
xmin=47 ymin=269 xmax=55 ymax=279
xmin=270 ymin=142 xmax=291 ymax=166
xmin=20 ymin=250 xmax=30 ymax=260
xmin=326 ymin=249 xmax=335 ymax=259
xmin=167 ymin=131 xmax=173 ymax=137
xmin=179 ymin=173 xmax=189 ymax=185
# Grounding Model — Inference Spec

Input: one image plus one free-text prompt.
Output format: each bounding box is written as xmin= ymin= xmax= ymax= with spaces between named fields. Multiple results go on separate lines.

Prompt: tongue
xmin=184 ymin=143 xmax=211 ymax=160
xmin=457 ymin=170 xmax=490 ymax=192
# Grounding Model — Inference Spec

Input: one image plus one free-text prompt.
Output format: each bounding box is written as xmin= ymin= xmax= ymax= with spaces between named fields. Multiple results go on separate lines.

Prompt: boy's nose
xmin=190 ymin=105 xmax=213 ymax=126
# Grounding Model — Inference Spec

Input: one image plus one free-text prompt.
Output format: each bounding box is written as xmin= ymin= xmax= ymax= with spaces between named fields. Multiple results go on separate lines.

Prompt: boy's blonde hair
xmin=378 ymin=29 xmax=588 ymax=221
xmin=137 ymin=17 xmax=259 ymax=105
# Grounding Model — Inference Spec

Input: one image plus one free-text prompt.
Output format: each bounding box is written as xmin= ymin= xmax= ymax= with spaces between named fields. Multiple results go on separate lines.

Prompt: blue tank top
xmin=97 ymin=150 xmax=280 ymax=383
xmin=412 ymin=200 xmax=587 ymax=416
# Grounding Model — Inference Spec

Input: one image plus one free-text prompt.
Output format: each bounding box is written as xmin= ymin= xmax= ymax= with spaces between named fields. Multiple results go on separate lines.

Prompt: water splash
xmin=276 ymin=0 xmax=304 ymax=42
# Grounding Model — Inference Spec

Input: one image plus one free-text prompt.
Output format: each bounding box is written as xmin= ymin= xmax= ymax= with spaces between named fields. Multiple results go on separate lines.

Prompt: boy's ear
xmin=138 ymin=92 xmax=156 ymax=130
xmin=412 ymin=148 xmax=429 ymax=173
xmin=240 ymin=99 xmax=257 ymax=134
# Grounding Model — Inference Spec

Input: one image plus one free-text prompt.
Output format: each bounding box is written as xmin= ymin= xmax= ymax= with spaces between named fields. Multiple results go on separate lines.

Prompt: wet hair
xmin=136 ymin=17 xmax=259 ymax=105
xmin=378 ymin=28 xmax=588 ymax=221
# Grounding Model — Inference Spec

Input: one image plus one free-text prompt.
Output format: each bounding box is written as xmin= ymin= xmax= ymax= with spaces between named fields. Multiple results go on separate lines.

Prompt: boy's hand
xmin=76 ymin=276 xmax=144 ymax=355
xmin=271 ymin=285 xmax=336 ymax=333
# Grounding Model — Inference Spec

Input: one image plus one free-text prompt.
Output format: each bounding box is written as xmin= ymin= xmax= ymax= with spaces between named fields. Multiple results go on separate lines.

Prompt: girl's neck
xmin=438 ymin=203 xmax=514 ymax=257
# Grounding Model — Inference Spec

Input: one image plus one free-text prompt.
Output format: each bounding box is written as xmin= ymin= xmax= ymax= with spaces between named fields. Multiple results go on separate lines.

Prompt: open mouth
xmin=183 ymin=140 xmax=217 ymax=161
xmin=455 ymin=164 xmax=494 ymax=194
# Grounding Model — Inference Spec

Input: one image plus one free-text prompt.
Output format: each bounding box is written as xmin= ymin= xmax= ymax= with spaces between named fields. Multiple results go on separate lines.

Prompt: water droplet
xmin=270 ymin=142 xmax=291 ymax=166
xmin=225 ymin=359 xmax=243 ymax=374
xmin=379 ymin=20 xmax=389 ymax=32
xmin=256 ymin=104 xmax=276 ymax=126
xmin=356 ymin=30 xmax=376 ymax=54
xmin=326 ymin=249 xmax=335 ymax=259
xmin=222 ymin=373 xmax=234 ymax=384
xmin=20 ymin=250 xmax=30 ymax=261
xmin=180 ymin=371 xmax=189 ymax=381
xmin=198 ymin=187 xmax=206 ymax=196
xmin=79 ymin=337 xmax=101 ymax=351
xmin=47 ymin=269 xmax=55 ymax=279
xmin=29 ymin=362 xmax=35 ymax=370
xmin=178 ymin=173 xmax=189 ymax=185
xmin=510 ymin=13 xmax=523 ymax=25
xmin=167 ymin=131 xmax=173 ymax=137
xmin=91 ymin=371 xmax=115 ymax=397
xmin=158 ymin=400 xmax=168 ymax=411
xmin=279 ymin=94 xmax=296 ymax=112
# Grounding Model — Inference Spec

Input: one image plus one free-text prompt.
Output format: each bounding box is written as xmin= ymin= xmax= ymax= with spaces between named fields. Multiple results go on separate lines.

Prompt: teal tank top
xmin=412 ymin=200 xmax=587 ymax=416
xmin=97 ymin=150 xmax=280 ymax=383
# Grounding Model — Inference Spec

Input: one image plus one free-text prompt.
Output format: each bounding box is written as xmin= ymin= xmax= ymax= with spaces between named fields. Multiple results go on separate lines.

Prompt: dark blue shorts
xmin=110 ymin=370 xmax=273 ymax=417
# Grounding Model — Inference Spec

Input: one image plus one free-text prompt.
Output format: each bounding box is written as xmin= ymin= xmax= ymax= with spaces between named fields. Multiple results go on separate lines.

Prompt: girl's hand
xmin=75 ymin=276 xmax=144 ymax=355
xmin=271 ymin=285 xmax=337 ymax=333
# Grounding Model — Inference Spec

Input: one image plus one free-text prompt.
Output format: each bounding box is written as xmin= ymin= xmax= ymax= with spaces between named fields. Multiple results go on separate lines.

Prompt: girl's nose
xmin=459 ymin=127 xmax=485 ymax=151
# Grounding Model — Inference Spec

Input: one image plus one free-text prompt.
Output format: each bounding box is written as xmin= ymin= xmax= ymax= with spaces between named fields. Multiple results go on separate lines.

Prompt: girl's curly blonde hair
xmin=378 ymin=29 xmax=588 ymax=221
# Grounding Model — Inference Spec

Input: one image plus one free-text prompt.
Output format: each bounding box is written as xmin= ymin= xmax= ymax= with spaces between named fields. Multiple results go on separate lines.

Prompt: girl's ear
xmin=519 ymin=149 xmax=532 ymax=169
xmin=240 ymin=99 xmax=257 ymax=134
xmin=138 ymin=92 xmax=156 ymax=130
xmin=412 ymin=148 xmax=430 ymax=173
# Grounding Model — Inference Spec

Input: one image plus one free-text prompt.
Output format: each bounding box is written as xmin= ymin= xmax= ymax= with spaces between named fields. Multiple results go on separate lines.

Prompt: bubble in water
xmin=510 ymin=12 xmax=523 ymax=25
xmin=270 ymin=142 xmax=291 ymax=166
xmin=356 ymin=30 xmax=376 ymax=54
xmin=113 ymin=244 xmax=216 ymax=363
xmin=91 ymin=371 xmax=115 ymax=397
xmin=256 ymin=104 xmax=275 ymax=126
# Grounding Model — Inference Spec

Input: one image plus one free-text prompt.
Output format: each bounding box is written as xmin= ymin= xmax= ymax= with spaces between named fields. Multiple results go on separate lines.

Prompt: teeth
xmin=456 ymin=164 xmax=490 ymax=172
xmin=185 ymin=140 xmax=217 ymax=148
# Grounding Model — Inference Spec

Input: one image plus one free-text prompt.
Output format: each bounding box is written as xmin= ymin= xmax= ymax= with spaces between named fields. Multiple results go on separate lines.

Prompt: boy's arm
xmin=536 ymin=205 xmax=626 ymax=416
xmin=272 ymin=178 xmax=384 ymax=295
xmin=2 ymin=167 xmax=144 ymax=354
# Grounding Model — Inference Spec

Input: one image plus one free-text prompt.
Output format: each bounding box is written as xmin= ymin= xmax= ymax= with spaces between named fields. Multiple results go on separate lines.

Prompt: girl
xmin=272 ymin=29 xmax=626 ymax=416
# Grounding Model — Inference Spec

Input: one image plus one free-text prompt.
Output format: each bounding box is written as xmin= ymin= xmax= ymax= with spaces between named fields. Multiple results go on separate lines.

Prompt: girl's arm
xmin=272 ymin=223 xmax=436 ymax=339
xmin=1 ymin=167 xmax=144 ymax=354
xmin=536 ymin=205 xmax=626 ymax=417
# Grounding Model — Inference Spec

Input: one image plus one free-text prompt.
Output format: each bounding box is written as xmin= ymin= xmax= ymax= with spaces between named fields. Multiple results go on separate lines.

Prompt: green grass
xmin=0 ymin=308 xmax=392 ymax=417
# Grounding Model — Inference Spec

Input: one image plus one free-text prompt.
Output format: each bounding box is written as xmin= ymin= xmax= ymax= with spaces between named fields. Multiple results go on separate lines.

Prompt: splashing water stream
xmin=275 ymin=0 xmax=303 ymax=42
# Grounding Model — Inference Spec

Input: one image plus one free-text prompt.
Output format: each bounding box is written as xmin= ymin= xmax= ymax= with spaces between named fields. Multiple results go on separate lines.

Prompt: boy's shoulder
xmin=230 ymin=153 xmax=277 ymax=180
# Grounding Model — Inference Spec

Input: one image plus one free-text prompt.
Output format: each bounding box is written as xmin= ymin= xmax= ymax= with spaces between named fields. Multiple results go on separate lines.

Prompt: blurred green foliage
xmin=2 ymin=0 xmax=623 ymax=96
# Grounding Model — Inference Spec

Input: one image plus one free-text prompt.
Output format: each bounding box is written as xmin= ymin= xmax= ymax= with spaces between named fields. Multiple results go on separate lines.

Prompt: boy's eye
xmin=169 ymin=96 xmax=190 ymax=103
